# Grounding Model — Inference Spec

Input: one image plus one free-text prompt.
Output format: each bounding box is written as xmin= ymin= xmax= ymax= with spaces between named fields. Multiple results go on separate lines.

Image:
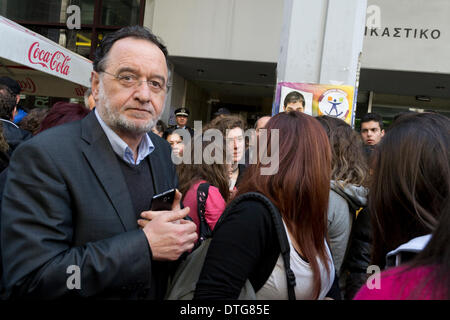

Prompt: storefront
xmin=0 ymin=0 xmax=146 ymax=110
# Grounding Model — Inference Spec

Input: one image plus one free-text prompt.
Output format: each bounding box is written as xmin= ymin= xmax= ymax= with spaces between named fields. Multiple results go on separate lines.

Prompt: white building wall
xmin=146 ymin=0 xmax=450 ymax=75
xmin=150 ymin=0 xmax=284 ymax=62
xmin=362 ymin=0 xmax=450 ymax=73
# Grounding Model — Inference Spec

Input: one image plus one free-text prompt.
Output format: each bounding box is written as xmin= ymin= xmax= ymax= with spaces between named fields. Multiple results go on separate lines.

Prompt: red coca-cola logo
xmin=17 ymin=77 xmax=36 ymax=94
xmin=28 ymin=41 xmax=71 ymax=76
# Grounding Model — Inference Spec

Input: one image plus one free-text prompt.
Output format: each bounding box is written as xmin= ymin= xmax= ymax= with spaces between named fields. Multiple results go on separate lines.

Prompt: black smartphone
xmin=151 ymin=188 xmax=176 ymax=211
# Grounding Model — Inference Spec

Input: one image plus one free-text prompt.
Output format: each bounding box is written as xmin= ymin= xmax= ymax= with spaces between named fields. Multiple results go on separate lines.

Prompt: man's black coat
xmin=0 ymin=111 xmax=178 ymax=299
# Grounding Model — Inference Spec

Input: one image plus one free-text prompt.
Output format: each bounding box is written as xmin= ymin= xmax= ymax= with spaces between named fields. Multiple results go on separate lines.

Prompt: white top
xmin=386 ymin=234 xmax=431 ymax=267
xmin=256 ymin=221 xmax=335 ymax=300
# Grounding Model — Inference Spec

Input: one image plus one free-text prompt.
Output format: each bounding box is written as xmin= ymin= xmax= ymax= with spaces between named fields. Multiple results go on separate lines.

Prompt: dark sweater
xmin=116 ymin=156 xmax=154 ymax=219
xmin=116 ymin=156 xmax=173 ymax=300
xmin=194 ymin=200 xmax=280 ymax=299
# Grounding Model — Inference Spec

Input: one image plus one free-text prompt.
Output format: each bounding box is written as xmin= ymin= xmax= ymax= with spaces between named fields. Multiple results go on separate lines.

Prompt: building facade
xmin=2 ymin=0 xmax=449 ymax=127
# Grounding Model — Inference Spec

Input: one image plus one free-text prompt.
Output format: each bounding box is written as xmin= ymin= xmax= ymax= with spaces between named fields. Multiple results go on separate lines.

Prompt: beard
xmin=96 ymin=81 xmax=159 ymax=135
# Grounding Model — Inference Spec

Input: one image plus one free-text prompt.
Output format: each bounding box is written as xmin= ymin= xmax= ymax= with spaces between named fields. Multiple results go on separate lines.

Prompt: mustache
xmin=122 ymin=105 xmax=156 ymax=115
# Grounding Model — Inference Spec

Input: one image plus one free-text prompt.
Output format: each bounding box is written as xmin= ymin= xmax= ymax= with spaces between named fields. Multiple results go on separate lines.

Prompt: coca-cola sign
xmin=28 ymin=41 xmax=71 ymax=76
xmin=17 ymin=77 xmax=36 ymax=94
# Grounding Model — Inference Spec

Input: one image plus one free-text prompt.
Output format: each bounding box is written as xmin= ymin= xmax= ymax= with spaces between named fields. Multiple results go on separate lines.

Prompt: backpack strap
xmin=215 ymin=192 xmax=297 ymax=300
xmin=195 ymin=183 xmax=212 ymax=248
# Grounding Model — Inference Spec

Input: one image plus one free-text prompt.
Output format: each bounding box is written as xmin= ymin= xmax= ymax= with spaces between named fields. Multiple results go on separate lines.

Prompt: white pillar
xmin=277 ymin=0 xmax=367 ymax=87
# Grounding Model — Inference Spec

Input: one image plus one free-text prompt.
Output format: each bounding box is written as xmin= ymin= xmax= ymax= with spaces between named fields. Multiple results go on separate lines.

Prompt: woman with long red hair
xmin=194 ymin=111 xmax=335 ymax=299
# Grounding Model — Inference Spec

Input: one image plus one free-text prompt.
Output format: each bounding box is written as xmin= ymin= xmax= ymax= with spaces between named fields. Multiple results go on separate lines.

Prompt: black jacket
xmin=0 ymin=112 xmax=178 ymax=299
xmin=194 ymin=199 xmax=280 ymax=299
xmin=340 ymin=206 xmax=372 ymax=299
xmin=0 ymin=120 xmax=32 ymax=156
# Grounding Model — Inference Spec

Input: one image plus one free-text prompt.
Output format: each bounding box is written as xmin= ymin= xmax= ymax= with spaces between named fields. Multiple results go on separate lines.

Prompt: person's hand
xmin=138 ymin=190 xmax=197 ymax=261
xmin=138 ymin=189 xmax=184 ymax=228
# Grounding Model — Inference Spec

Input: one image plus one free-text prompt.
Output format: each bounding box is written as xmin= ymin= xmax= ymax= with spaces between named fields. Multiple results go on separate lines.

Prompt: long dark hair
xmin=370 ymin=112 xmax=450 ymax=268
xmin=237 ymin=111 xmax=332 ymax=299
xmin=316 ymin=115 xmax=368 ymax=187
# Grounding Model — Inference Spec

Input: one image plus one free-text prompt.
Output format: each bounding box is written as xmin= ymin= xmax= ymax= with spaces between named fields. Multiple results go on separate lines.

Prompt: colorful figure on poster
xmin=327 ymin=96 xmax=344 ymax=117
xmin=318 ymin=89 xmax=350 ymax=120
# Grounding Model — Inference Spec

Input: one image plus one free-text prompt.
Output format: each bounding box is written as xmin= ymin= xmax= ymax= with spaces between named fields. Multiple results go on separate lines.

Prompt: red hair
xmin=237 ymin=111 xmax=332 ymax=298
xmin=38 ymin=102 xmax=90 ymax=133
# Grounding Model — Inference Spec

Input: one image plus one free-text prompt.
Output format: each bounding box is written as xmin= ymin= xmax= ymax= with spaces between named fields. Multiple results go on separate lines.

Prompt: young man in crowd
xmin=360 ymin=112 xmax=385 ymax=159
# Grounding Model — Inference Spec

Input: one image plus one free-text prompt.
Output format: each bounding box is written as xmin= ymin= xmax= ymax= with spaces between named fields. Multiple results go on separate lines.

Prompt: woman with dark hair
xmin=203 ymin=115 xmax=247 ymax=191
xmin=165 ymin=131 xmax=184 ymax=159
xmin=177 ymin=136 xmax=230 ymax=236
xmin=37 ymin=102 xmax=90 ymax=133
xmin=354 ymin=112 xmax=449 ymax=299
xmin=316 ymin=116 xmax=370 ymax=299
xmin=151 ymin=119 xmax=167 ymax=137
xmin=194 ymin=111 xmax=335 ymax=300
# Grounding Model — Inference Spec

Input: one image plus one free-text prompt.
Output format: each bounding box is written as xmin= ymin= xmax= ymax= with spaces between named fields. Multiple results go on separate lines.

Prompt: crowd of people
xmin=0 ymin=25 xmax=448 ymax=301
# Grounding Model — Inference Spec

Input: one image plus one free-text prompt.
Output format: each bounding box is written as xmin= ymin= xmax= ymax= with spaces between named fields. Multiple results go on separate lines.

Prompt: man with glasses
xmin=1 ymin=26 xmax=197 ymax=299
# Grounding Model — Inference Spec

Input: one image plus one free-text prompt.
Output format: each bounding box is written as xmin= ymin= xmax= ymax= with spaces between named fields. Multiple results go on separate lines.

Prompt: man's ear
xmin=381 ymin=129 xmax=385 ymax=137
xmin=91 ymin=71 xmax=100 ymax=101
xmin=15 ymin=94 xmax=20 ymax=105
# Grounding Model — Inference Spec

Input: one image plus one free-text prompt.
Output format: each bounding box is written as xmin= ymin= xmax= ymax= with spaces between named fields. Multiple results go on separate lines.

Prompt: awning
xmin=0 ymin=15 xmax=92 ymax=98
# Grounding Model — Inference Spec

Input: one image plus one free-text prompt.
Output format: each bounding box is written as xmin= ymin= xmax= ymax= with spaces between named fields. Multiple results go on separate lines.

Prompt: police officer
xmin=165 ymin=107 xmax=194 ymax=138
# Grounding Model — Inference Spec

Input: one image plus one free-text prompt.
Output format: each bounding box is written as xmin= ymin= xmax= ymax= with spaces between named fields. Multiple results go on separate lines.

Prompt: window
xmin=1 ymin=0 xmax=145 ymax=59
xmin=102 ymin=0 xmax=141 ymax=26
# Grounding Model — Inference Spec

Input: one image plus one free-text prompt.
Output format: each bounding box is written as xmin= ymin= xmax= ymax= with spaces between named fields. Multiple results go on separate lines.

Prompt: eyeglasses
xmin=100 ymin=70 xmax=169 ymax=93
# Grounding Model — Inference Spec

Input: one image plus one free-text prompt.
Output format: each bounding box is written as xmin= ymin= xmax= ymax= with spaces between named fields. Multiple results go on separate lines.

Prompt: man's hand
xmin=138 ymin=190 xmax=197 ymax=261
xmin=138 ymin=189 xmax=183 ymax=227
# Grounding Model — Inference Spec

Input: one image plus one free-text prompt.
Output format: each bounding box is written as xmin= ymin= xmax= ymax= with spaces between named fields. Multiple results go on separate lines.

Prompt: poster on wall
xmin=272 ymin=82 xmax=356 ymax=126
